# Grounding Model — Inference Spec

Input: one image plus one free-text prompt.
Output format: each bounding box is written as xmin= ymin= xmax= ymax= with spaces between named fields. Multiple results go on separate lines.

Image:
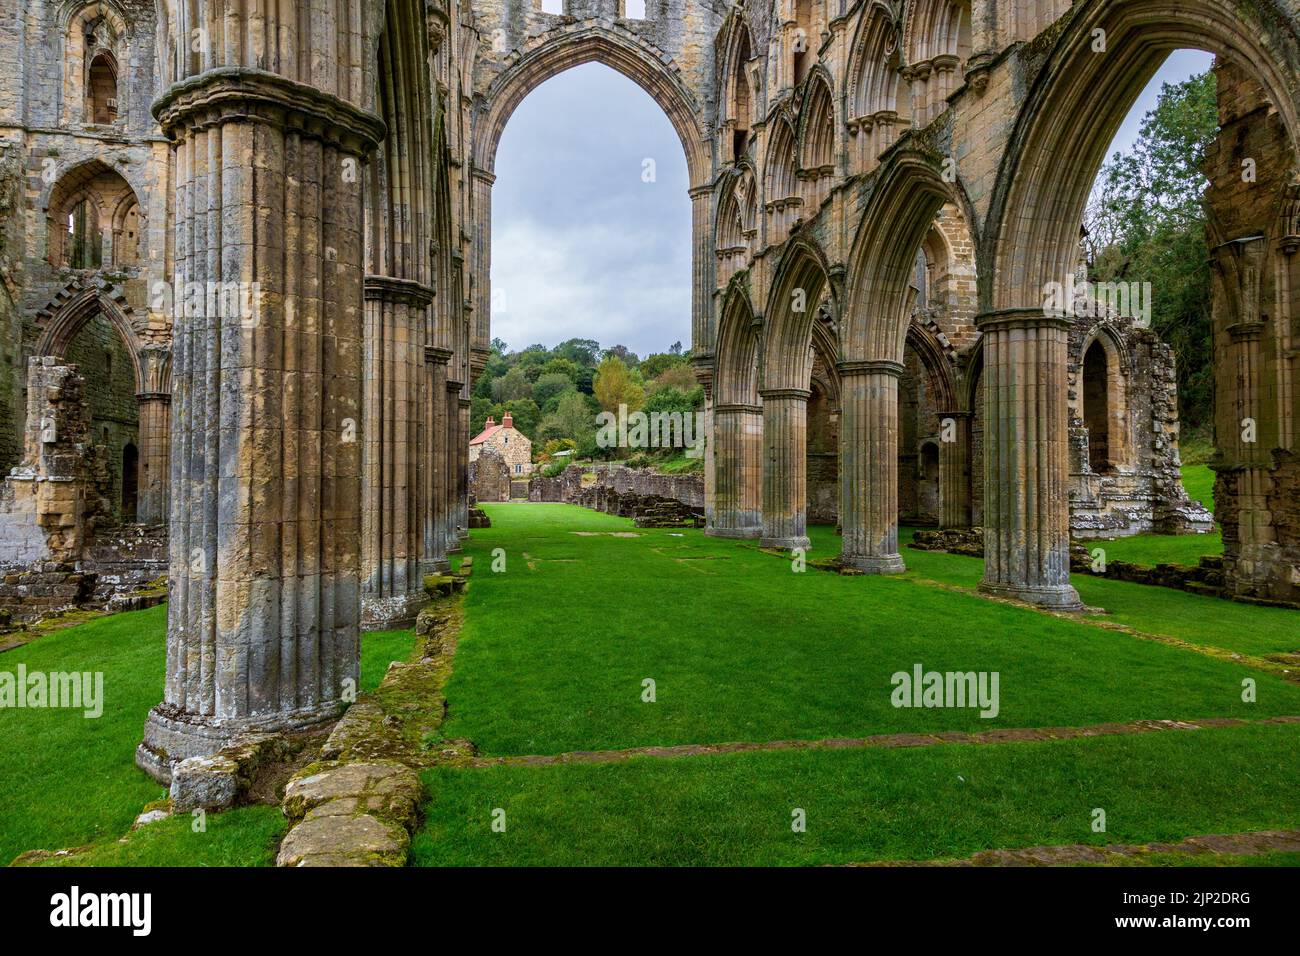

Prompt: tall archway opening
xmin=477 ymin=50 xmax=698 ymax=521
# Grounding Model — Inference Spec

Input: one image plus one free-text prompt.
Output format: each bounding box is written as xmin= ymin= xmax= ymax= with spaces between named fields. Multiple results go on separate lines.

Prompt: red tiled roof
xmin=470 ymin=424 xmax=504 ymax=446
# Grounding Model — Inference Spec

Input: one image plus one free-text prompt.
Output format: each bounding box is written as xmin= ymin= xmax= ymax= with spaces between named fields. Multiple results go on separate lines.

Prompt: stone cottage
xmin=469 ymin=413 xmax=533 ymax=478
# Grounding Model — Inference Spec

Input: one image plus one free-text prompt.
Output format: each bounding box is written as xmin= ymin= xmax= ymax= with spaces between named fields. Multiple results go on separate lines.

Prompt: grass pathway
xmin=411 ymin=501 xmax=1300 ymax=866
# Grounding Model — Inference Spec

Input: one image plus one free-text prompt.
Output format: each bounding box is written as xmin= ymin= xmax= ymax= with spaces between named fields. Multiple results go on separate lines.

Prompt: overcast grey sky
xmin=490 ymin=51 xmax=1215 ymax=358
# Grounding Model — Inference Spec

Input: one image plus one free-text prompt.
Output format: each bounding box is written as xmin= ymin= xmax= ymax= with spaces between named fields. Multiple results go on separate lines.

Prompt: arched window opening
xmin=1083 ymin=340 xmax=1111 ymax=472
xmin=728 ymin=28 xmax=754 ymax=162
xmin=67 ymin=198 xmax=102 ymax=269
xmin=87 ymin=52 xmax=119 ymax=124
xmin=122 ymin=442 xmax=139 ymax=521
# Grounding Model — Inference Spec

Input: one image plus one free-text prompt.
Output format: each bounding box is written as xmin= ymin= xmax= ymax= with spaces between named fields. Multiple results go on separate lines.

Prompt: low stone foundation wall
xmin=529 ymin=464 xmax=704 ymax=510
xmin=908 ymin=528 xmax=1241 ymax=604
xmin=575 ymin=483 xmax=704 ymax=528
xmin=0 ymin=523 xmax=167 ymax=627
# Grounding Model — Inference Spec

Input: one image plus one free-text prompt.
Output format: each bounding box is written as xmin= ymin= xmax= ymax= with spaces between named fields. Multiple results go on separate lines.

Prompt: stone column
xmin=470 ymin=168 xmax=495 ymax=354
xmin=361 ymin=277 xmax=431 ymax=628
xmin=138 ymin=70 xmax=383 ymax=782
xmin=760 ymin=387 xmax=810 ymax=550
xmin=423 ymin=347 xmax=452 ymax=572
xmin=445 ymin=380 xmax=462 ymax=553
xmin=937 ymin=409 xmax=972 ymax=529
xmin=976 ymin=309 xmax=1082 ymax=609
xmin=710 ymin=403 xmax=763 ymax=538
xmin=458 ymin=397 xmax=471 ymax=538
xmin=134 ymin=391 xmax=170 ymax=525
xmin=690 ymin=185 xmax=715 ymax=348
xmin=839 ymin=362 xmax=905 ymax=573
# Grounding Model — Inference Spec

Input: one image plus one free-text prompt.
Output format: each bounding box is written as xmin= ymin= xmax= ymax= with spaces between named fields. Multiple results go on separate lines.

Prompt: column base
xmin=706 ymin=525 xmax=762 ymax=539
xmin=760 ymin=535 xmax=811 ymax=551
xmin=360 ymin=590 xmax=427 ymax=631
xmin=842 ymin=552 xmax=906 ymax=574
xmin=978 ymin=579 xmax=1084 ymax=611
xmin=136 ymin=701 xmax=345 ymax=785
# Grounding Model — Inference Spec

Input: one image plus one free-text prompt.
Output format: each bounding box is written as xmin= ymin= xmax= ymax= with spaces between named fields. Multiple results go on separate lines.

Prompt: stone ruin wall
xmin=1204 ymin=59 xmax=1300 ymax=607
xmin=530 ymin=464 xmax=705 ymax=511
xmin=1065 ymin=315 xmax=1214 ymax=539
xmin=469 ymin=447 xmax=512 ymax=504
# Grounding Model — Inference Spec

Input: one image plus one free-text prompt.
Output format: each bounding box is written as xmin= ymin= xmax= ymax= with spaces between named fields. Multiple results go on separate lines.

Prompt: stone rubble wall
xmin=909 ymin=528 xmax=1234 ymax=604
xmin=529 ymin=464 xmax=705 ymax=510
xmin=468 ymin=446 xmax=511 ymax=503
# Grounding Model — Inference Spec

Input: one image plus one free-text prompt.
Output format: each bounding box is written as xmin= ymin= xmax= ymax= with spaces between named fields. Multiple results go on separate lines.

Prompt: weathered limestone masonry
xmin=469 ymin=446 xmax=512 ymax=503
xmin=133 ymin=1 xmax=387 ymax=782
xmin=1204 ymin=58 xmax=1300 ymax=607
xmin=695 ymin=0 xmax=1300 ymax=610
xmin=1065 ymin=312 xmax=1214 ymax=539
xmin=1 ymin=0 xmax=1299 ymax=772
xmin=0 ymin=0 xmax=171 ymax=522
xmin=528 ymin=463 xmax=704 ymax=510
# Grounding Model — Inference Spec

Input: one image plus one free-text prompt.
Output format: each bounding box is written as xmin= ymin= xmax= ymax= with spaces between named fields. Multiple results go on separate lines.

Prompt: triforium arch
xmin=470 ymin=25 xmax=714 ymax=351
xmin=138 ymin=0 xmax=388 ymax=782
xmin=44 ymin=159 xmax=143 ymax=270
xmin=1076 ymin=324 xmax=1131 ymax=475
xmin=33 ymin=286 xmax=170 ymax=525
xmin=710 ymin=280 xmax=764 ymax=539
xmin=759 ymin=232 xmax=837 ymax=550
xmin=981 ymin=0 xmax=1300 ymax=609
xmin=839 ymin=147 xmax=953 ymax=573
xmin=900 ymin=319 xmax=961 ymax=528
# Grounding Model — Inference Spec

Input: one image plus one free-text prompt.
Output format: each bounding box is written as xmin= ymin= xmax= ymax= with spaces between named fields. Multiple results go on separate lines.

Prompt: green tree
xmin=640 ymin=351 xmax=687 ymax=381
xmin=539 ymin=391 xmax=597 ymax=449
xmin=503 ymin=398 xmax=541 ymax=439
xmin=1086 ymin=70 xmax=1218 ymax=428
xmin=533 ymin=372 xmax=576 ymax=411
xmin=593 ymin=355 xmax=645 ymax=413
xmin=491 ymin=365 xmax=533 ymax=403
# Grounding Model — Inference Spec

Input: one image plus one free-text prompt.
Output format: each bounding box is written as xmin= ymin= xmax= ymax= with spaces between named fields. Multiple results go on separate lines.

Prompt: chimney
xmin=484 ymin=416 xmax=495 ymax=429
xmin=502 ymin=412 xmax=513 ymax=429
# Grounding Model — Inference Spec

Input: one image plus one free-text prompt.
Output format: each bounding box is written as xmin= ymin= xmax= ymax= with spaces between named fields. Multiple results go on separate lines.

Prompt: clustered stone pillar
xmin=759 ymin=387 xmax=810 ymax=550
xmin=134 ymin=391 xmax=170 ymax=524
xmin=361 ymin=277 xmax=431 ymax=627
xmin=445 ymin=380 xmax=463 ymax=552
xmin=839 ymin=361 xmax=905 ymax=573
xmin=458 ymin=397 xmax=472 ymax=537
xmin=424 ymin=348 xmax=452 ymax=572
xmin=710 ymin=402 xmax=763 ymax=537
xmin=937 ymin=409 xmax=972 ymax=529
xmin=138 ymin=69 xmax=383 ymax=782
xmin=690 ymin=185 xmax=715 ymax=347
xmin=976 ymin=309 xmax=1082 ymax=610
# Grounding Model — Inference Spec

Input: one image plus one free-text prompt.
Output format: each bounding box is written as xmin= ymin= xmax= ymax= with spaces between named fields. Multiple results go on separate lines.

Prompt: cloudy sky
xmin=490 ymin=52 xmax=1215 ymax=358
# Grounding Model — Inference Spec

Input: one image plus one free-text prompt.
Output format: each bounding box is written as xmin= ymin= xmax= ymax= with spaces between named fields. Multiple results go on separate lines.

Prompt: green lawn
xmin=412 ymin=722 xmax=1300 ymax=866
xmin=442 ymin=506 xmax=1300 ymax=758
xmin=1181 ymin=463 xmax=1215 ymax=513
xmin=833 ymin=527 xmax=1296 ymax=658
xmin=0 ymin=605 xmax=415 ymax=865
